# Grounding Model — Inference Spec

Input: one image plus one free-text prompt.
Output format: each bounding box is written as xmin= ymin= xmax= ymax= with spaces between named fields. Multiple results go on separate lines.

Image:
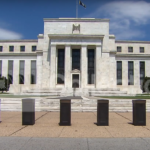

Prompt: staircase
xmin=1 ymin=97 xmax=150 ymax=112
xmin=21 ymin=87 xmax=134 ymax=97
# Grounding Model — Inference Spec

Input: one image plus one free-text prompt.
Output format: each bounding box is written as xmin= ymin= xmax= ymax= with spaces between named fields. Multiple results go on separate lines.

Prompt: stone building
xmin=0 ymin=18 xmax=149 ymax=96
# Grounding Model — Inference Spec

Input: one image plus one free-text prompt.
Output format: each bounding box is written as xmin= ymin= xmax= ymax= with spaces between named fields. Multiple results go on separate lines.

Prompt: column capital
xmin=51 ymin=44 xmax=56 ymax=47
xmin=65 ymin=44 xmax=71 ymax=47
xmin=81 ymin=44 xmax=87 ymax=47
xmin=96 ymin=44 xmax=101 ymax=47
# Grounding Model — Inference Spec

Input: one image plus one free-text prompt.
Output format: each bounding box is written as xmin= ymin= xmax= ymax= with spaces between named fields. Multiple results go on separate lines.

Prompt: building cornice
xmin=116 ymin=54 xmax=150 ymax=57
xmin=44 ymin=18 xmax=109 ymax=22
xmin=0 ymin=53 xmax=37 ymax=56
xmin=48 ymin=34 xmax=104 ymax=39
xmin=0 ymin=40 xmax=38 ymax=43
xmin=116 ymin=40 xmax=150 ymax=44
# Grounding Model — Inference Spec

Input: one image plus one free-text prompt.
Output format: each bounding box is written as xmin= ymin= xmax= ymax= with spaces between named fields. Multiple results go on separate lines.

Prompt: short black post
xmin=132 ymin=99 xmax=146 ymax=126
xmin=59 ymin=99 xmax=71 ymax=126
xmin=0 ymin=99 xmax=1 ymax=123
xmin=22 ymin=99 xmax=35 ymax=125
xmin=97 ymin=99 xmax=109 ymax=126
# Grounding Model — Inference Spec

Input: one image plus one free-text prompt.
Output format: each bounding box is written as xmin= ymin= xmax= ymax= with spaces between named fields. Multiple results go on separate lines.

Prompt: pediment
xmin=71 ymin=69 xmax=80 ymax=73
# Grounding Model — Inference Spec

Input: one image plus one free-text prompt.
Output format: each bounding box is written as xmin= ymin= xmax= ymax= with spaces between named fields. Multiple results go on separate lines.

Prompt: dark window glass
xmin=0 ymin=46 xmax=3 ymax=52
xmin=140 ymin=62 xmax=145 ymax=85
xmin=128 ymin=47 xmax=133 ymax=52
xmin=88 ymin=49 xmax=95 ymax=84
xmin=0 ymin=60 xmax=2 ymax=77
xmin=128 ymin=61 xmax=134 ymax=85
xmin=9 ymin=46 xmax=14 ymax=52
xmin=140 ymin=47 xmax=144 ymax=53
xmin=117 ymin=46 xmax=122 ymax=52
xmin=19 ymin=60 xmax=25 ymax=84
xmin=72 ymin=49 xmax=80 ymax=70
xmin=8 ymin=60 xmax=13 ymax=84
xmin=20 ymin=46 xmax=25 ymax=52
xmin=57 ymin=49 xmax=65 ymax=84
xmin=117 ymin=61 xmax=122 ymax=85
xmin=31 ymin=60 xmax=36 ymax=84
xmin=32 ymin=46 xmax=36 ymax=52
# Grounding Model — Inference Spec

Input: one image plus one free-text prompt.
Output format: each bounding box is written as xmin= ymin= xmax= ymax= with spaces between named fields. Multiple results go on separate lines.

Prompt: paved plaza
xmin=0 ymin=112 xmax=150 ymax=150
xmin=0 ymin=111 xmax=150 ymax=138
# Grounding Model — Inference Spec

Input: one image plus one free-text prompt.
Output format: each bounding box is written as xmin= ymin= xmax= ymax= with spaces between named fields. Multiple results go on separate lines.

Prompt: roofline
xmin=116 ymin=40 xmax=150 ymax=44
xmin=0 ymin=40 xmax=38 ymax=43
xmin=44 ymin=18 xmax=110 ymax=22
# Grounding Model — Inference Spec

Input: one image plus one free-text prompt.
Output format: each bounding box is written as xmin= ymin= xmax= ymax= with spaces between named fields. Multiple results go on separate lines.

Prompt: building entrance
xmin=72 ymin=74 xmax=79 ymax=88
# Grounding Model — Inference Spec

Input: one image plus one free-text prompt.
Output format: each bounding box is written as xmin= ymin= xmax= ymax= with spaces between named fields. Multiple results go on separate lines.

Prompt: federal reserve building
xmin=0 ymin=18 xmax=149 ymax=96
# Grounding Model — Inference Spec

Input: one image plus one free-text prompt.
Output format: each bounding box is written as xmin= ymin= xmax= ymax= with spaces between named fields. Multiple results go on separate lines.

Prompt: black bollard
xmin=97 ymin=99 xmax=109 ymax=126
xmin=22 ymin=99 xmax=35 ymax=125
xmin=132 ymin=99 xmax=146 ymax=126
xmin=59 ymin=99 xmax=71 ymax=126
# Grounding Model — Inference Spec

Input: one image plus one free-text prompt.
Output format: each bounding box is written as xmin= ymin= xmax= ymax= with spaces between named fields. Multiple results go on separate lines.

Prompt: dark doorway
xmin=72 ymin=74 xmax=79 ymax=88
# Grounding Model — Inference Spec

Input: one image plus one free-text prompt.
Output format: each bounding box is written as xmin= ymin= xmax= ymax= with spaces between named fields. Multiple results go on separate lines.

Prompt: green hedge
xmin=0 ymin=76 xmax=10 ymax=92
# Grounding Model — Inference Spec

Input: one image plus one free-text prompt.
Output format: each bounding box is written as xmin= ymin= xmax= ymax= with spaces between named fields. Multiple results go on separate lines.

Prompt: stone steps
xmin=0 ymin=98 xmax=150 ymax=112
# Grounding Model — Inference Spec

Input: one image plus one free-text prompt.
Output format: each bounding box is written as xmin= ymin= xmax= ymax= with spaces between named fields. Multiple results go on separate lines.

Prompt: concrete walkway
xmin=1 ymin=137 xmax=150 ymax=150
xmin=0 ymin=112 xmax=150 ymax=138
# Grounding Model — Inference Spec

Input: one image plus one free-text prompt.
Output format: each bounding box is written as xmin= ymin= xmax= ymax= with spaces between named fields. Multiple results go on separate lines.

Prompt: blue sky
xmin=0 ymin=0 xmax=150 ymax=41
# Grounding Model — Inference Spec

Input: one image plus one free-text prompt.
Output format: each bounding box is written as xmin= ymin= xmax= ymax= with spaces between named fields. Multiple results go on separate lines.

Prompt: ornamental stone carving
xmin=72 ymin=24 xmax=80 ymax=34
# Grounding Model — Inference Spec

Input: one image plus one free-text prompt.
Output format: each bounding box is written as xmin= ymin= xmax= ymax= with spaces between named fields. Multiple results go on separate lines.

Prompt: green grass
xmin=0 ymin=94 xmax=52 ymax=98
xmin=96 ymin=96 xmax=150 ymax=99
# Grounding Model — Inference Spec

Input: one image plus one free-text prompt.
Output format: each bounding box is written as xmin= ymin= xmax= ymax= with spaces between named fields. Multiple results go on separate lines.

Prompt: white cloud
xmin=0 ymin=28 xmax=23 ymax=40
xmin=86 ymin=1 xmax=150 ymax=40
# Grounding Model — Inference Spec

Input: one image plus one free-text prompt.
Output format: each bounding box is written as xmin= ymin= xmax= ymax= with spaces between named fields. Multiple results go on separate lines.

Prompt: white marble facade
xmin=0 ymin=18 xmax=150 ymax=94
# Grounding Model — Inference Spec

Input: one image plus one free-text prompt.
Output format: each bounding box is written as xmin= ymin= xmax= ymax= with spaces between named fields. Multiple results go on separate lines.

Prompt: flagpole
xmin=76 ymin=0 xmax=78 ymax=18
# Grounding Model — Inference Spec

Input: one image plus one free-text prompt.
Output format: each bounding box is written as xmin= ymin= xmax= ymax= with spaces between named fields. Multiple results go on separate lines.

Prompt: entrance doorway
xmin=72 ymin=74 xmax=79 ymax=88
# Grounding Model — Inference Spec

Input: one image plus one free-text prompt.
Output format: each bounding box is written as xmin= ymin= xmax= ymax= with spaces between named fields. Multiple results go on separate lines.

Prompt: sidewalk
xmin=0 ymin=111 xmax=150 ymax=138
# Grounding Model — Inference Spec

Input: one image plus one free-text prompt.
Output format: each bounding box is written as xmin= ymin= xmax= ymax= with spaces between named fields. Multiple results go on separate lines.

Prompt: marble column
xmin=36 ymin=50 xmax=43 ymax=89
xmin=50 ymin=44 xmax=56 ymax=88
xmin=65 ymin=45 xmax=71 ymax=88
xmin=25 ymin=59 xmax=31 ymax=85
xmin=96 ymin=45 xmax=102 ymax=88
xmin=134 ymin=60 xmax=140 ymax=86
xmin=2 ymin=59 xmax=8 ymax=78
xmin=122 ymin=60 xmax=128 ymax=86
xmin=81 ymin=45 xmax=87 ymax=88
xmin=13 ymin=59 xmax=19 ymax=85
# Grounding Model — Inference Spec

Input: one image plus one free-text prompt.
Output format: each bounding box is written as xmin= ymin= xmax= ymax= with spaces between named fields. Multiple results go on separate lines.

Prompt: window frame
xmin=9 ymin=46 xmax=14 ymax=52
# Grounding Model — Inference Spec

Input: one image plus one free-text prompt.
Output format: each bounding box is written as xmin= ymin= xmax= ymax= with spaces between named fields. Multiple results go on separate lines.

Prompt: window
xmin=88 ymin=49 xmax=95 ymax=84
xmin=117 ymin=46 xmax=122 ymax=52
xmin=0 ymin=46 xmax=3 ymax=52
xmin=19 ymin=61 xmax=25 ymax=84
xmin=128 ymin=61 xmax=134 ymax=85
xmin=9 ymin=46 xmax=14 ymax=52
xmin=117 ymin=61 xmax=122 ymax=85
xmin=140 ymin=47 xmax=144 ymax=53
xmin=72 ymin=49 xmax=80 ymax=70
xmin=8 ymin=60 xmax=13 ymax=84
xmin=128 ymin=47 xmax=133 ymax=52
xmin=32 ymin=46 xmax=36 ymax=52
xmin=20 ymin=46 xmax=25 ymax=52
xmin=31 ymin=60 xmax=36 ymax=84
xmin=0 ymin=60 xmax=2 ymax=77
xmin=140 ymin=62 xmax=145 ymax=85
xmin=57 ymin=49 xmax=65 ymax=84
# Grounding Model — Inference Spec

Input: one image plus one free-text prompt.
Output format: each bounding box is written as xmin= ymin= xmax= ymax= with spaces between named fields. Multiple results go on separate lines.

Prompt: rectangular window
xmin=19 ymin=60 xmax=25 ymax=84
xmin=9 ymin=46 xmax=14 ymax=52
xmin=117 ymin=46 xmax=122 ymax=52
xmin=128 ymin=61 xmax=134 ymax=85
xmin=0 ymin=46 xmax=3 ymax=52
xmin=72 ymin=49 xmax=80 ymax=70
xmin=140 ymin=62 xmax=145 ymax=85
xmin=117 ymin=61 xmax=122 ymax=85
xmin=57 ymin=49 xmax=65 ymax=84
xmin=32 ymin=46 xmax=36 ymax=52
xmin=31 ymin=60 xmax=36 ymax=84
xmin=140 ymin=47 xmax=144 ymax=53
xmin=0 ymin=60 xmax=2 ymax=77
xmin=88 ymin=49 xmax=95 ymax=84
xmin=128 ymin=47 xmax=133 ymax=52
xmin=8 ymin=60 xmax=13 ymax=84
xmin=20 ymin=46 xmax=25 ymax=52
